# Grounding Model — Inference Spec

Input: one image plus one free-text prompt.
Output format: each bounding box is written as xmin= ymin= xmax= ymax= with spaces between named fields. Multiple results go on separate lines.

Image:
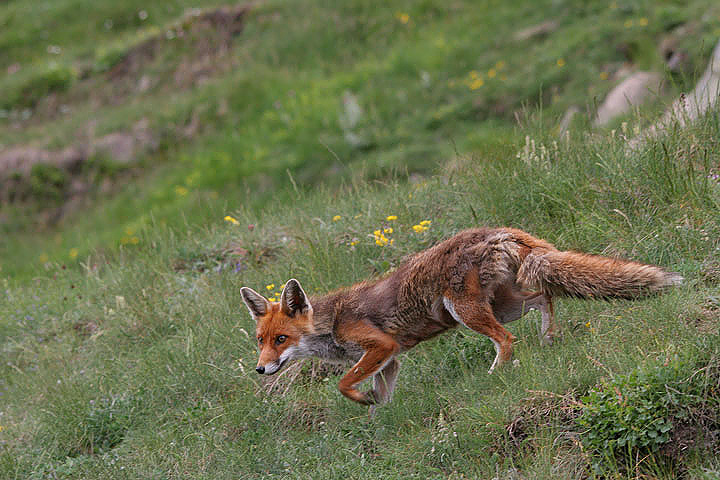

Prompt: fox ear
xmin=240 ymin=287 xmax=269 ymax=320
xmin=280 ymin=279 xmax=312 ymax=317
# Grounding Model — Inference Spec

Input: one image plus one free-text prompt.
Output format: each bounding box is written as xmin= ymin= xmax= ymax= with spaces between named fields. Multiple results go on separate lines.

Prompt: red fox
xmin=240 ymin=227 xmax=682 ymax=407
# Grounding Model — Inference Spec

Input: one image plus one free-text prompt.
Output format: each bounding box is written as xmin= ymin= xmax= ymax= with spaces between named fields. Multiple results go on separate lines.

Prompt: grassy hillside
xmin=1 ymin=0 xmax=720 ymax=478
xmin=3 ymin=0 xmax=720 ymax=279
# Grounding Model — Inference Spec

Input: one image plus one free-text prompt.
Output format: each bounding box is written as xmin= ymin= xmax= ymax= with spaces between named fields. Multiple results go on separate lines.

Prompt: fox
xmin=240 ymin=227 xmax=682 ymax=408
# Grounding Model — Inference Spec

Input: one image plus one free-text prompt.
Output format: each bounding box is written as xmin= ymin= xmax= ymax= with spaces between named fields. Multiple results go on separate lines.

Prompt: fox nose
xmin=255 ymin=366 xmax=265 ymax=374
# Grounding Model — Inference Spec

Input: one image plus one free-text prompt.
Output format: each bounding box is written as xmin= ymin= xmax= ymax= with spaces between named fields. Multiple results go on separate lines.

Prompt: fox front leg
xmin=338 ymin=347 xmax=398 ymax=405
xmin=334 ymin=320 xmax=400 ymax=405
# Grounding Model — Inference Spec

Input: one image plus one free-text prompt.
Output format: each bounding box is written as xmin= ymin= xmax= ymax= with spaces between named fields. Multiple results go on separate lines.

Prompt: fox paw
xmin=363 ymin=389 xmax=380 ymax=405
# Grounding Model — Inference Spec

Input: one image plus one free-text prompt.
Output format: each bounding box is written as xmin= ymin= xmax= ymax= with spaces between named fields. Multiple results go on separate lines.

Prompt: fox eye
xmin=276 ymin=335 xmax=287 ymax=345
xmin=257 ymin=337 xmax=263 ymax=345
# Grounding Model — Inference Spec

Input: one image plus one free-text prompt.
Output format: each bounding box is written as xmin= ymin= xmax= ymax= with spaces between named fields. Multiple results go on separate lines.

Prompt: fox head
xmin=240 ymin=279 xmax=314 ymax=375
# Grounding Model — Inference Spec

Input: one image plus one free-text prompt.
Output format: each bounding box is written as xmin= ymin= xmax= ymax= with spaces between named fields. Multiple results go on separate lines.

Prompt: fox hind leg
xmin=491 ymin=284 xmax=558 ymax=346
xmin=443 ymin=296 xmax=516 ymax=374
xmin=538 ymin=294 xmax=558 ymax=346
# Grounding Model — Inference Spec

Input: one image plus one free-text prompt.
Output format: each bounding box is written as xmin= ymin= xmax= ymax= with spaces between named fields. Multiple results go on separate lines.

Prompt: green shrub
xmin=579 ymin=350 xmax=720 ymax=468
xmin=29 ymin=163 xmax=68 ymax=200
xmin=1 ymin=62 xmax=77 ymax=110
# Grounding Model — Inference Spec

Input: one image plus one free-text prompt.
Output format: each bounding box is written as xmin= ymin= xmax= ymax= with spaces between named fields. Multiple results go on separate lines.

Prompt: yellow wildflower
xmin=224 ymin=215 xmax=239 ymax=225
xmin=599 ymin=71 xmax=609 ymax=80
xmin=469 ymin=70 xmax=480 ymax=79
xmin=469 ymin=78 xmax=484 ymax=90
xmin=175 ymin=185 xmax=189 ymax=196
xmin=373 ymin=228 xmax=390 ymax=246
xmin=395 ymin=12 xmax=410 ymax=24
xmin=130 ymin=236 xmax=139 ymax=245
xmin=412 ymin=224 xmax=428 ymax=233
xmin=419 ymin=220 xmax=431 ymax=226
xmin=266 ymin=284 xmax=275 ymax=290
xmin=386 ymin=215 xmax=398 ymax=221
xmin=384 ymin=227 xmax=393 ymax=234
xmin=350 ymin=241 xmax=357 ymax=246
xmin=638 ymin=17 xmax=648 ymax=27
xmin=69 ymin=248 xmax=79 ymax=259
xmin=556 ymin=58 xmax=566 ymax=67
xmin=332 ymin=215 xmax=341 ymax=221
xmin=487 ymin=68 xmax=497 ymax=78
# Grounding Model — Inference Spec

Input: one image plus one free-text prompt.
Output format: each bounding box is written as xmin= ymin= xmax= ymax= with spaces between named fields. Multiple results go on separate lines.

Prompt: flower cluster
xmin=623 ymin=17 xmax=649 ymax=29
xmin=266 ymin=283 xmax=284 ymax=302
xmin=460 ymin=60 xmax=508 ymax=91
xmin=370 ymin=215 xmax=398 ymax=246
xmin=395 ymin=12 xmax=410 ymax=24
xmin=412 ymin=220 xmax=431 ymax=233
xmin=373 ymin=228 xmax=394 ymax=246
xmin=120 ymin=226 xmax=140 ymax=246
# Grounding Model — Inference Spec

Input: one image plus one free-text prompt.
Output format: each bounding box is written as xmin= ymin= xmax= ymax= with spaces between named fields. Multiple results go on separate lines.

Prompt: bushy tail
xmin=517 ymin=249 xmax=683 ymax=299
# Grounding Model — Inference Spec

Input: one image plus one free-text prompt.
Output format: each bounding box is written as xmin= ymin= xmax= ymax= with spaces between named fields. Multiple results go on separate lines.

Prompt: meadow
xmin=1 ymin=0 xmax=720 ymax=478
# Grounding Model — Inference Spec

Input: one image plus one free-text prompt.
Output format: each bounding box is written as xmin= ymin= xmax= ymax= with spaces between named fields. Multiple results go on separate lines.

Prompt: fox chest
xmin=299 ymin=335 xmax=364 ymax=364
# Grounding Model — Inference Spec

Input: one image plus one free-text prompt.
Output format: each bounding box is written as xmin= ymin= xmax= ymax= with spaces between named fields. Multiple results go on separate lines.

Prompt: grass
xmin=3 ymin=0 xmax=720 ymax=279
xmin=2 ymin=114 xmax=719 ymax=478
xmin=1 ymin=0 xmax=720 ymax=478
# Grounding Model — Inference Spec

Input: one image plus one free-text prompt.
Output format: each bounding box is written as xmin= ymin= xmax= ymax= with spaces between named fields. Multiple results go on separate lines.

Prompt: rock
xmin=0 ymin=145 xmax=84 ymax=175
xmin=558 ymin=105 xmax=580 ymax=135
xmin=92 ymin=118 xmax=157 ymax=164
xmin=514 ymin=20 xmax=559 ymax=41
xmin=595 ymin=71 xmax=664 ymax=126
xmin=659 ymin=37 xmax=688 ymax=72
xmin=630 ymin=39 xmax=720 ymax=148
xmin=92 ymin=133 xmax=136 ymax=163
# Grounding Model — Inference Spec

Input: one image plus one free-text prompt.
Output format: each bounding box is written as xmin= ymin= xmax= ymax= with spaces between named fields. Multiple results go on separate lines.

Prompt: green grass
xmin=2 ymin=114 xmax=719 ymax=478
xmin=1 ymin=0 xmax=720 ymax=478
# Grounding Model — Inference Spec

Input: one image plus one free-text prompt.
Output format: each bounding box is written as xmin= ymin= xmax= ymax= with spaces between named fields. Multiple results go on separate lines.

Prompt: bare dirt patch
xmin=103 ymin=4 xmax=249 ymax=99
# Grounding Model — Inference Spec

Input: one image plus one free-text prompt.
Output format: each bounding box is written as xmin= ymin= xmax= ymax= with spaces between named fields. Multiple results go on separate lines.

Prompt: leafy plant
xmin=579 ymin=350 xmax=720 ymax=468
xmin=29 ymin=163 xmax=68 ymax=200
